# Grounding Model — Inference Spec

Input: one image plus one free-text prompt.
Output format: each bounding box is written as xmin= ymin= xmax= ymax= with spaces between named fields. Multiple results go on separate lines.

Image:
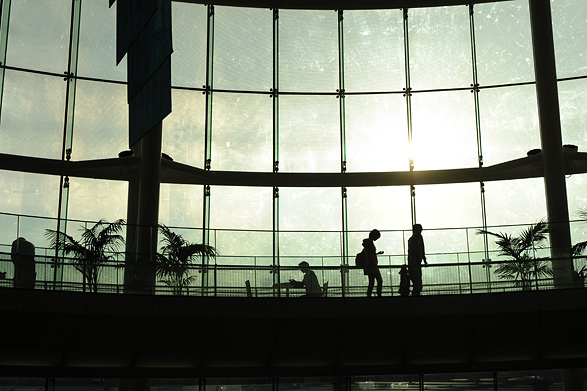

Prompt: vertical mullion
xmin=55 ymin=0 xmax=80 ymax=287
xmin=403 ymin=8 xmax=416 ymax=226
xmin=469 ymin=4 xmax=491 ymax=283
xmin=202 ymin=4 xmax=215 ymax=294
xmin=0 ymin=0 xmax=11 ymax=115
xmin=338 ymin=9 xmax=349 ymax=296
xmin=272 ymin=8 xmax=280 ymax=291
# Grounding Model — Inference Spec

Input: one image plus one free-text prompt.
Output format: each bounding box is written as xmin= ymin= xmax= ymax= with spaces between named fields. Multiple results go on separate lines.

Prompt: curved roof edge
xmin=175 ymin=0 xmax=511 ymax=11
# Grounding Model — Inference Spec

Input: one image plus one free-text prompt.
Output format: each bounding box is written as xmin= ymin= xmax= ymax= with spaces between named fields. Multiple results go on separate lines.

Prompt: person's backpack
xmin=355 ymin=250 xmax=368 ymax=268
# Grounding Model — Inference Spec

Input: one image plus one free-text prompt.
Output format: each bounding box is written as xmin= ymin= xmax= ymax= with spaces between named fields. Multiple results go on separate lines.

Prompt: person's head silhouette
xmin=369 ymin=229 xmax=381 ymax=241
xmin=298 ymin=261 xmax=311 ymax=273
xmin=413 ymin=224 xmax=423 ymax=235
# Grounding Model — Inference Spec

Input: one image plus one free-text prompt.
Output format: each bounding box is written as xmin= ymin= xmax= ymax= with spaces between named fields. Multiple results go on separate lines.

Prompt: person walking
xmin=363 ymin=229 xmax=383 ymax=297
xmin=407 ymin=224 xmax=427 ymax=296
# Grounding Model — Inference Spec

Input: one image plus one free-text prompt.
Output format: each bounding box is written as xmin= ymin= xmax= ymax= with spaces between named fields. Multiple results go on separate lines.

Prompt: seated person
xmin=289 ymin=261 xmax=322 ymax=297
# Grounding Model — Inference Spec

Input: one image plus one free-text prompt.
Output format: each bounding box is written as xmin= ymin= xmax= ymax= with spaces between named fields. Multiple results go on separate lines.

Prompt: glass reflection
xmin=410 ymin=90 xmax=478 ymax=170
xmin=343 ymin=9 xmax=405 ymax=93
xmin=344 ymin=94 xmax=409 ymax=173
xmin=478 ymin=84 xmax=540 ymax=166
xmin=474 ymin=1 xmax=534 ymax=85
xmin=211 ymin=92 xmax=272 ymax=172
xmin=0 ymin=70 xmax=65 ymax=159
xmin=408 ymin=6 xmax=472 ymax=90
xmin=279 ymin=9 xmax=339 ymax=93
xmin=72 ymin=80 xmax=128 ymax=160
xmin=213 ymin=7 xmax=272 ymax=91
xmin=5 ymin=0 xmax=71 ymax=74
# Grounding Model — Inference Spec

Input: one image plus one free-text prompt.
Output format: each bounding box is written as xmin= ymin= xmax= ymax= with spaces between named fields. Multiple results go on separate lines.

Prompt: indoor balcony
xmin=0 ymin=213 xmax=586 ymax=378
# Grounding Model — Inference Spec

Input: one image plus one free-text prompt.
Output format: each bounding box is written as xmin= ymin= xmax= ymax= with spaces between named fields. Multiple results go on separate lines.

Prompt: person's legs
xmin=411 ymin=268 xmax=422 ymax=296
xmin=408 ymin=264 xmax=421 ymax=296
xmin=375 ymin=269 xmax=383 ymax=296
xmin=367 ymin=275 xmax=375 ymax=297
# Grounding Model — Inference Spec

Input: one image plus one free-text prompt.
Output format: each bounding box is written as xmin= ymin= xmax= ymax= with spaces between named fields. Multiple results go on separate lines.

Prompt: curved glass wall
xmin=0 ymin=0 xmax=586 ymax=284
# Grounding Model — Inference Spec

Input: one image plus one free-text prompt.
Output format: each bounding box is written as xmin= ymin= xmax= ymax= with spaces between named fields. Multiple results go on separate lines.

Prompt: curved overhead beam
xmin=2 ymin=151 xmax=587 ymax=187
xmin=175 ymin=0 xmax=511 ymax=11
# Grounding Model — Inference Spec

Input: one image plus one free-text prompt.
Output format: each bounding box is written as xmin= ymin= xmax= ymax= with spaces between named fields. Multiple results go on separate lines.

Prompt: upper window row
xmin=2 ymin=0 xmax=586 ymax=92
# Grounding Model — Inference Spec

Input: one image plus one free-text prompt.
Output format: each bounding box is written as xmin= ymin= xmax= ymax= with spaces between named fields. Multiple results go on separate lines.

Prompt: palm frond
xmin=572 ymin=241 xmax=587 ymax=256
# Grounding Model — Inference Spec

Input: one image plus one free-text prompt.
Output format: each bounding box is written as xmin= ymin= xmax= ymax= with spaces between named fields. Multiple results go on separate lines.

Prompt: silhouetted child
xmin=398 ymin=265 xmax=410 ymax=297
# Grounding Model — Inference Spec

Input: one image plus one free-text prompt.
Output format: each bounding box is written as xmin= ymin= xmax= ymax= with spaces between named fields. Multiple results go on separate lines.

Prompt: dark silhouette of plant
xmin=478 ymin=220 xmax=552 ymax=291
xmin=571 ymin=208 xmax=587 ymax=286
xmin=45 ymin=219 xmax=126 ymax=292
xmin=572 ymin=208 xmax=587 ymax=256
xmin=155 ymin=224 xmax=217 ymax=295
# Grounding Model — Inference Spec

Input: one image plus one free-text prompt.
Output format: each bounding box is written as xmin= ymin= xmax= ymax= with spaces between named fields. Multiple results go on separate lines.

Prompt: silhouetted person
xmin=11 ymin=237 xmax=36 ymax=289
xmin=363 ymin=229 xmax=383 ymax=297
xmin=289 ymin=261 xmax=321 ymax=297
xmin=398 ymin=264 xmax=410 ymax=297
xmin=407 ymin=224 xmax=427 ymax=296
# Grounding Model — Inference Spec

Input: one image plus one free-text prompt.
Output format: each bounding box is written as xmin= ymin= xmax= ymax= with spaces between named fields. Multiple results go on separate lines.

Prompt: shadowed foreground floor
xmin=0 ymin=287 xmax=586 ymax=378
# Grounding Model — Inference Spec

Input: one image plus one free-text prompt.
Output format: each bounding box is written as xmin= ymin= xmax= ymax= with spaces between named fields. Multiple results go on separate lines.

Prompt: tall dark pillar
xmin=529 ymin=4 xmax=582 ymax=391
xmin=126 ymin=122 xmax=162 ymax=294
xmin=529 ymin=0 xmax=574 ymax=288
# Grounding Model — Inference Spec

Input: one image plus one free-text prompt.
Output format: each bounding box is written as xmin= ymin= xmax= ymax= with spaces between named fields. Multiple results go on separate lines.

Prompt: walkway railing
xmin=0 ymin=251 xmax=585 ymax=297
xmin=0 ymin=211 xmax=586 ymax=297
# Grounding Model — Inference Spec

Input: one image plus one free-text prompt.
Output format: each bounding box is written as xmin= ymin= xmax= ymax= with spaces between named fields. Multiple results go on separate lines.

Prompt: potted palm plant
xmin=478 ymin=220 xmax=552 ymax=291
xmin=155 ymin=224 xmax=217 ymax=295
xmin=45 ymin=219 xmax=126 ymax=292
xmin=571 ymin=208 xmax=587 ymax=287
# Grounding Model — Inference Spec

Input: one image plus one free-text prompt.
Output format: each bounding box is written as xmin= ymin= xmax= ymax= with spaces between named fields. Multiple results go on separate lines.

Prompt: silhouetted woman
xmin=363 ymin=229 xmax=383 ymax=297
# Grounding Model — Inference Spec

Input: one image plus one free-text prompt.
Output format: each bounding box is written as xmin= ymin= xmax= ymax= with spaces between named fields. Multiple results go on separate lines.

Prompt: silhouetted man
xmin=11 ymin=237 xmax=36 ymax=289
xmin=289 ymin=261 xmax=321 ymax=297
xmin=407 ymin=224 xmax=427 ymax=296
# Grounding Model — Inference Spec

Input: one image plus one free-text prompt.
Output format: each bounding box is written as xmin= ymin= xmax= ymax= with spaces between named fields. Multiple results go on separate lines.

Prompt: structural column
xmin=529 ymin=2 xmax=583 ymax=390
xmin=529 ymin=0 xmax=574 ymax=288
xmin=126 ymin=122 xmax=162 ymax=294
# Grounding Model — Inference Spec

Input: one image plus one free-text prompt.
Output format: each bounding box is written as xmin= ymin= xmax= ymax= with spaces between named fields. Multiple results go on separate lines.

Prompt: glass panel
xmin=496 ymin=369 xmax=564 ymax=391
xmin=66 ymin=178 xmax=127 ymax=223
xmin=205 ymin=378 xmax=271 ymax=391
xmin=72 ymin=80 xmax=128 ymax=160
xmin=343 ymin=9 xmax=405 ymax=93
xmin=279 ymin=10 xmax=338 ymax=93
xmin=158 ymin=184 xmax=204 ymax=229
xmin=0 ymin=71 xmax=65 ymax=159
xmin=210 ymin=186 xmax=272 ymax=230
xmin=479 ymin=84 xmax=540 ymax=166
xmin=474 ymin=1 xmax=535 ymax=85
xmin=410 ymin=90 xmax=478 ymax=170
xmin=552 ymin=0 xmax=587 ymax=78
xmin=408 ymin=6 xmax=472 ymax=90
xmin=415 ymin=182 xmax=483 ymax=229
xmin=279 ymin=187 xmax=341 ymax=231
xmin=558 ymin=78 xmax=587 ymax=147
xmin=484 ymin=178 xmax=547 ymax=226
xmin=279 ymin=187 xmax=342 ymax=266
xmin=566 ymin=173 xmax=587 ymax=250
xmin=279 ymin=95 xmax=340 ymax=172
xmin=78 ymin=0 xmax=126 ymax=81
xmin=347 ymin=186 xmax=412 ymax=231
xmin=162 ymin=89 xmax=206 ymax=168
xmin=279 ymin=378 xmax=339 ymax=391
xmin=0 ymin=171 xmax=60 ymax=247
xmin=424 ymin=372 xmax=494 ymax=391
xmin=5 ymin=0 xmax=71 ymax=74
xmin=211 ymin=92 xmax=272 ymax=172
xmin=351 ymin=374 xmax=420 ymax=391
xmin=213 ymin=6 xmax=272 ymax=91
xmin=344 ymin=94 xmax=409 ymax=172
xmin=172 ymin=2 xmax=207 ymax=88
